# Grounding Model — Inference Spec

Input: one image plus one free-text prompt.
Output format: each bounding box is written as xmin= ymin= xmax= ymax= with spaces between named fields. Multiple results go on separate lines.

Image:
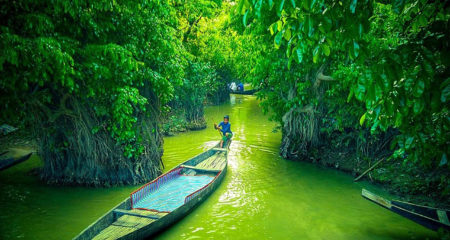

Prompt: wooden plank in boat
xmin=180 ymin=164 xmax=221 ymax=173
xmin=212 ymin=148 xmax=227 ymax=152
xmin=362 ymin=189 xmax=392 ymax=209
xmin=94 ymin=215 xmax=154 ymax=239
xmin=113 ymin=209 xmax=161 ymax=220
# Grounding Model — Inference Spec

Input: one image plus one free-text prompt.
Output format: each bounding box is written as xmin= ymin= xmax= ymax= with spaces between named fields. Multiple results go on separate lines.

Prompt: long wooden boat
xmin=362 ymin=189 xmax=450 ymax=231
xmin=0 ymin=150 xmax=32 ymax=171
xmin=230 ymin=89 xmax=258 ymax=95
xmin=74 ymin=143 xmax=229 ymax=240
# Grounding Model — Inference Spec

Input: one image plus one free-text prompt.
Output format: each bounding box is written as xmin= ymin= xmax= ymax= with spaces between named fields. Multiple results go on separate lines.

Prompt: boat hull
xmin=0 ymin=151 xmax=32 ymax=171
xmin=230 ymin=89 xmax=258 ymax=95
xmin=362 ymin=189 xmax=450 ymax=231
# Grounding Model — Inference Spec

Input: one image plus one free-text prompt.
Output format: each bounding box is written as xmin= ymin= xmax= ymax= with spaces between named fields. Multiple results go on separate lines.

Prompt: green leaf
xmin=405 ymin=136 xmax=414 ymax=149
xmin=350 ymin=0 xmax=357 ymax=14
xmin=370 ymin=120 xmax=379 ymax=134
xmin=274 ymin=31 xmax=283 ymax=49
xmin=395 ymin=112 xmax=402 ymax=127
xmin=290 ymin=0 xmax=296 ymax=8
xmin=288 ymin=54 xmax=294 ymax=70
xmin=413 ymin=80 xmax=425 ymax=97
xmin=255 ymin=0 xmax=263 ymax=18
xmin=413 ymin=99 xmax=424 ymax=114
xmin=359 ymin=112 xmax=366 ymax=126
xmin=286 ymin=39 xmax=293 ymax=57
xmin=353 ymin=40 xmax=360 ymax=58
xmin=393 ymin=0 xmax=405 ymax=14
xmin=302 ymin=0 xmax=310 ymax=10
xmin=277 ymin=20 xmax=283 ymax=31
xmin=268 ymin=0 xmax=274 ymax=9
xmin=308 ymin=17 xmax=315 ymax=37
xmin=440 ymin=153 xmax=448 ymax=166
xmin=237 ymin=0 xmax=245 ymax=15
xmin=322 ymin=44 xmax=330 ymax=56
xmin=347 ymin=87 xmax=354 ymax=102
xmin=284 ymin=28 xmax=292 ymax=41
xmin=243 ymin=10 xmax=249 ymax=26
xmin=313 ymin=46 xmax=320 ymax=63
xmin=277 ymin=0 xmax=285 ymax=17
xmin=358 ymin=24 xmax=363 ymax=38
xmin=442 ymin=82 xmax=450 ymax=102
xmin=295 ymin=48 xmax=303 ymax=63
xmin=269 ymin=22 xmax=277 ymax=35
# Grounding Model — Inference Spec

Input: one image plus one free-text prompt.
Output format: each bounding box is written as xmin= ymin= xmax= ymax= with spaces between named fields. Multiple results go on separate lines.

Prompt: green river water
xmin=0 ymin=95 xmax=437 ymax=239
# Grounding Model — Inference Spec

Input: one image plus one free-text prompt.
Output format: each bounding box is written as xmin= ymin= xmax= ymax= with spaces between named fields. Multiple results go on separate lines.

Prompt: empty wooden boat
xmin=362 ymin=189 xmax=450 ymax=231
xmin=74 ymin=143 xmax=229 ymax=240
xmin=0 ymin=149 xmax=32 ymax=171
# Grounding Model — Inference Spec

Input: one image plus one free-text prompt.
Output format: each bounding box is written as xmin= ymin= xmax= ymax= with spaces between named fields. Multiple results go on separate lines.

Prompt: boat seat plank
xmin=212 ymin=148 xmax=227 ymax=152
xmin=362 ymin=189 xmax=392 ymax=208
xmin=113 ymin=209 xmax=161 ymax=220
xmin=93 ymin=215 xmax=155 ymax=240
xmin=92 ymin=224 xmax=136 ymax=240
xmin=180 ymin=164 xmax=221 ymax=173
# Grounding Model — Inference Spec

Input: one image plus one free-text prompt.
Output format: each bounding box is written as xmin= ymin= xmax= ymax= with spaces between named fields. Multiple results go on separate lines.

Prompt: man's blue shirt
xmin=218 ymin=121 xmax=232 ymax=134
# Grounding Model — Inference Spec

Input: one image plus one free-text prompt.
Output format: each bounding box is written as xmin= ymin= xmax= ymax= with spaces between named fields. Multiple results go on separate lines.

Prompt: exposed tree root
xmin=31 ymin=92 xmax=163 ymax=187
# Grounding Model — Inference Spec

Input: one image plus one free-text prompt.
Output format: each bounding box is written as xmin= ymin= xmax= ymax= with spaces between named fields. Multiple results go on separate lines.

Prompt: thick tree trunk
xmin=32 ymin=92 xmax=163 ymax=187
xmin=280 ymin=65 xmax=332 ymax=160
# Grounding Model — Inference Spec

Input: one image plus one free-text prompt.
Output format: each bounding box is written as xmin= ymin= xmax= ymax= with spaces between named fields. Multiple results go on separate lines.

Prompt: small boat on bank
xmin=74 ymin=143 xmax=229 ymax=240
xmin=0 ymin=149 xmax=33 ymax=171
xmin=362 ymin=189 xmax=450 ymax=231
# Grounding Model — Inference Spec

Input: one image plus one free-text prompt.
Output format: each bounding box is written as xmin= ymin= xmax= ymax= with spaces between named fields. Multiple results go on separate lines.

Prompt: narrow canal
xmin=0 ymin=95 xmax=437 ymax=239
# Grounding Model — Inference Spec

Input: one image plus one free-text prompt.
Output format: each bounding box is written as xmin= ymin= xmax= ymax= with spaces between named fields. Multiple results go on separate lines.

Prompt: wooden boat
xmin=0 ymin=149 xmax=32 ymax=171
xmin=74 ymin=143 xmax=229 ymax=240
xmin=230 ymin=89 xmax=258 ymax=95
xmin=362 ymin=189 xmax=450 ymax=231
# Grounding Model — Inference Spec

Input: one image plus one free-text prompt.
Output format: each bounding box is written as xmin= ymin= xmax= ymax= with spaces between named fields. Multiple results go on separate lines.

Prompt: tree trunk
xmin=280 ymin=65 xmax=332 ymax=160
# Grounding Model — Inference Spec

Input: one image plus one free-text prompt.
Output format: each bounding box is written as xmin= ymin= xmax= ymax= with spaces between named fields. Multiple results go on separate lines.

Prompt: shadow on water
xmin=0 ymin=94 xmax=438 ymax=239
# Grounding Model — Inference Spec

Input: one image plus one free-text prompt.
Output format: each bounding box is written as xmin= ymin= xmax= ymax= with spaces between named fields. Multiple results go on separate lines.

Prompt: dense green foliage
xmin=234 ymin=0 xmax=449 ymax=199
xmin=0 ymin=0 xmax=448 ymax=203
xmin=0 ymin=0 xmax=241 ymax=185
xmin=167 ymin=1 xmax=241 ymax=128
xmin=0 ymin=0 xmax=184 ymax=185
xmin=176 ymin=62 xmax=218 ymax=129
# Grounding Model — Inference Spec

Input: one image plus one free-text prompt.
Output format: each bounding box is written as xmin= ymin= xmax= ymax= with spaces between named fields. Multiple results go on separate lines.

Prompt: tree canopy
xmin=0 ymin=0 xmax=186 ymax=185
xmin=235 ymin=0 xmax=449 ymax=167
xmin=232 ymin=0 xmax=449 ymax=199
xmin=0 ymin=0 xmax=448 ymax=199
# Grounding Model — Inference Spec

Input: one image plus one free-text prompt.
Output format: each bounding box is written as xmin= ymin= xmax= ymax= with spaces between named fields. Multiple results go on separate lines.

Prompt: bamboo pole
xmin=354 ymin=157 xmax=386 ymax=182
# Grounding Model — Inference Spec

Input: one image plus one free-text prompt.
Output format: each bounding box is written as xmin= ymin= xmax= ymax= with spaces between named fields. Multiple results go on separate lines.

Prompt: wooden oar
xmin=214 ymin=123 xmax=223 ymax=137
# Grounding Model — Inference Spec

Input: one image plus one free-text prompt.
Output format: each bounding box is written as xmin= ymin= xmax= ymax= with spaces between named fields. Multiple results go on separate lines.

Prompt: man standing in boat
xmin=214 ymin=115 xmax=232 ymax=148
